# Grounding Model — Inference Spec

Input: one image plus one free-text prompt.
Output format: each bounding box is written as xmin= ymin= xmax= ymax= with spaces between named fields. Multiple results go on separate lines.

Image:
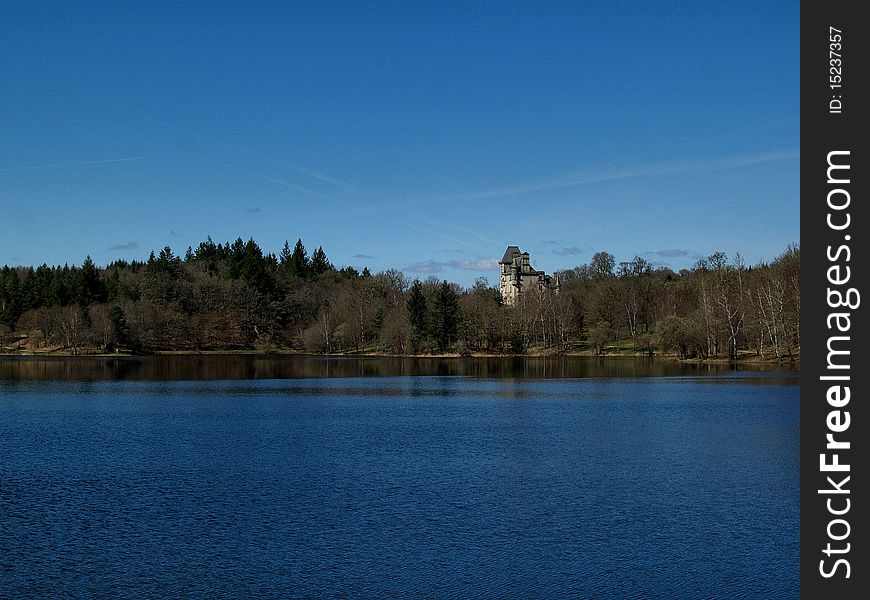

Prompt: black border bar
xmin=801 ymin=1 xmax=867 ymax=596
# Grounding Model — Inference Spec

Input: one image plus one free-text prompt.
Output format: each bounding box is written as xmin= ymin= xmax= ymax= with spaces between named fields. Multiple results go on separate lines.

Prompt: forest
xmin=0 ymin=237 xmax=800 ymax=360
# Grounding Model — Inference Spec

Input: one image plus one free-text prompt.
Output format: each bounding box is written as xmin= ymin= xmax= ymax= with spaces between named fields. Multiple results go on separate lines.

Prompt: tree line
xmin=0 ymin=237 xmax=799 ymax=359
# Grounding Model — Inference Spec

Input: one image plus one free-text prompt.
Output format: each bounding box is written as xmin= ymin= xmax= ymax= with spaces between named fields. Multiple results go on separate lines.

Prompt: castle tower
xmin=498 ymin=245 xmax=558 ymax=306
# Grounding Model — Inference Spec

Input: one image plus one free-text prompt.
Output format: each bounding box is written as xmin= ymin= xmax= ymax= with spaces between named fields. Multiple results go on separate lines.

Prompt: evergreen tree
xmin=195 ymin=236 xmax=218 ymax=261
xmin=33 ymin=264 xmax=54 ymax=307
xmin=289 ymin=239 xmax=309 ymax=279
xmin=22 ymin=268 xmax=38 ymax=309
xmin=406 ymin=279 xmax=428 ymax=352
xmin=156 ymin=247 xmax=182 ymax=277
xmin=0 ymin=267 xmax=23 ymax=329
xmin=227 ymin=238 xmax=246 ymax=279
xmin=339 ymin=266 xmax=360 ymax=279
xmin=310 ymin=246 xmax=333 ymax=277
xmin=50 ymin=265 xmax=73 ymax=306
xmin=239 ymin=238 xmax=274 ymax=295
xmin=108 ymin=305 xmax=127 ymax=345
xmin=195 ymin=236 xmax=219 ymax=275
xmin=279 ymin=240 xmax=292 ymax=267
xmin=78 ymin=256 xmax=106 ymax=306
xmin=432 ymin=280 xmax=460 ymax=351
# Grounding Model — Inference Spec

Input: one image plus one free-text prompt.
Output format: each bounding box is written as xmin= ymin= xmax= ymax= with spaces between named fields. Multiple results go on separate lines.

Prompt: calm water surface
xmin=0 ymin=357 xmax=798 ymax=598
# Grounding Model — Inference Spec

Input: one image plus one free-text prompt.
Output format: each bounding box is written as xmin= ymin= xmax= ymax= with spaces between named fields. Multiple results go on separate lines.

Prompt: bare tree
xmin=59 ymin=305 xmax=86 ymax=354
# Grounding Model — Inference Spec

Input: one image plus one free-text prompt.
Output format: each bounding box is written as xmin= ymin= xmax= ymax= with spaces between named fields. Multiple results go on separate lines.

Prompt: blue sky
xmin=1 ymin=1 xmax=798 ymax=286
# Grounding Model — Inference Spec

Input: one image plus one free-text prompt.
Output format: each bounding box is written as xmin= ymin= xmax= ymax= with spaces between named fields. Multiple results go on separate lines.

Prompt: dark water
xmin=0 ymin=354 xmax=798 ymax=381
xmin=0 ymin=358 xmax=798 ymax=598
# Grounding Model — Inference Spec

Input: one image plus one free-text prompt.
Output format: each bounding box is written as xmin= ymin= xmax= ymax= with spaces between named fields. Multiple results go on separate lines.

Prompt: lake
xmin=0 ymin=356 xmax=798 ymax=598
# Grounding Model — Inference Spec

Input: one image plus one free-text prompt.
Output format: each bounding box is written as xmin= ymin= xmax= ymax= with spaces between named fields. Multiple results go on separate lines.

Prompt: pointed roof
xmin=500 ymin=245 xmax=522 ymax=264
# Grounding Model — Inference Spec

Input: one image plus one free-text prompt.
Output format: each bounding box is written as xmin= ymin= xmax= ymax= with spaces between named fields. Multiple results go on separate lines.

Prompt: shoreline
xmin=0 ymin=348 xmax=800 ymax=365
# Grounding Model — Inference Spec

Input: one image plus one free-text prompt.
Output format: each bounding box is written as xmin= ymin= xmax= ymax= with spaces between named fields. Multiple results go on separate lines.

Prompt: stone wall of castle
xmin=498 ymin=246 xmax=559 ymax=306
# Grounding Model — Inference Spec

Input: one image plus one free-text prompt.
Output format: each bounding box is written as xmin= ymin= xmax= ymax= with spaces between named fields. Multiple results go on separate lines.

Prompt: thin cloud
xmin=191 ymin=154 xmax=347 ymax=205
xmin=244 ymin=207 xmax=263 ymax=214
xmin=272 ymin=159 xmax=360 ymax=194
xmin=418 ymin=218 xmax=498 ymax=250
xmin=410 ymin=149 xmax=798 ymax=206
xmin=93 ymin=100 xmax=362 ymax=203
xmin=552 ymin=246 xmax=582 ymax=256
xmin=351 ymin=253 xmax=376 ymax=260
xmin=0 ymin=156 xmax=145 ymax=173
xmin=656 ymin=248 xmax=689 ymax=257
xmin=295 ymin=165 xmax=356 ymax=191
xmin=109 ymin=242 xmax=139 ymax=251
xmin=406 ymin=258 xmax=499 ymax=274
xmin=449 ymin=259 xmax=499 ymax=271
xmin=406 ymin=260 xmax=444 ymax=274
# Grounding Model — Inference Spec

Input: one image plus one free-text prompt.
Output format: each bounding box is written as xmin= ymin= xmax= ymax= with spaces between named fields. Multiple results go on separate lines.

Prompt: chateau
xmin=498 ymin=245 xmax=560 ymax=306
